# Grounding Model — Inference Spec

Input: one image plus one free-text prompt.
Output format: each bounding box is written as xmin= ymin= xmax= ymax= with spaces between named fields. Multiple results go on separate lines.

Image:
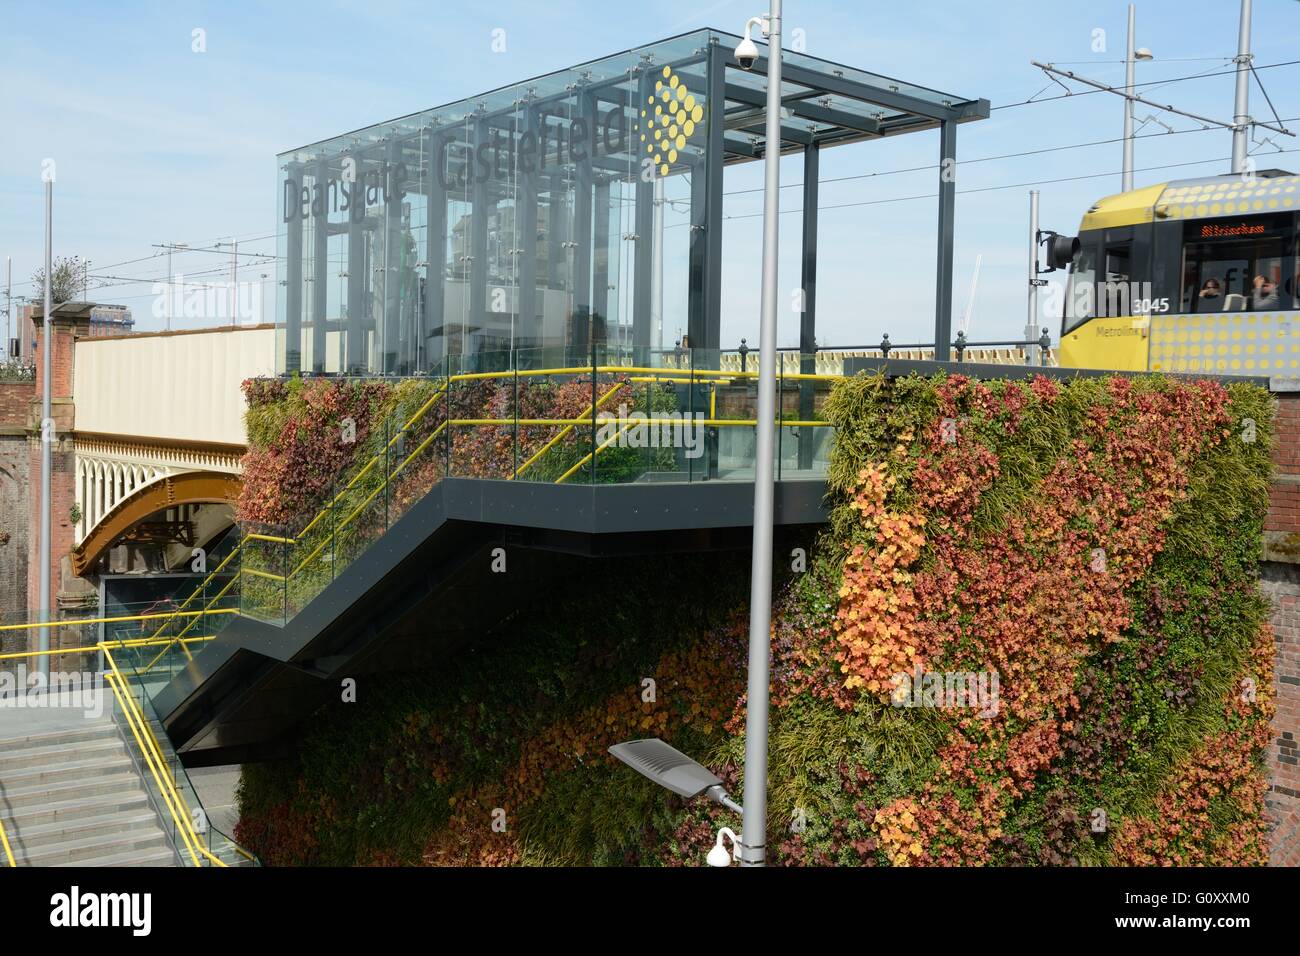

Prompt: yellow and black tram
xmin=1057 ymin=170 xmax=1300 ymax=376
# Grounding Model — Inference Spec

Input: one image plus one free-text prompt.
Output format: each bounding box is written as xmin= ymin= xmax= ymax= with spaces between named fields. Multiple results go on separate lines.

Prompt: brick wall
xmin=1267 ymin=392 xmax=1300 ymax=538
xmin=24 ymin=314 xmax=79 ymax=621
xmin=0 ymin=382 xmax=33 ymax=619
xmin=0 ymin=382 xmax=34 ymax=427
xmin=1266 ymin=389 xmax=1300 ymax=865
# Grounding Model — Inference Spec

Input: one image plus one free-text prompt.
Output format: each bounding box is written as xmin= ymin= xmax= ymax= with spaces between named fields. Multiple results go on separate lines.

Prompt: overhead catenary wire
xmin=720 ymin=147 xmax=1300 ymax=222
xmin=993 ymin=56 xmax=1300 ymax=110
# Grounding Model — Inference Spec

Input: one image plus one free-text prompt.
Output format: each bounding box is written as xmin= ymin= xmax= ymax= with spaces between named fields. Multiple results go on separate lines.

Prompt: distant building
xmin=87 ymin=305 xmax=135 ymax=338
xmin=9 ymin=302 xmax=132 ymax=360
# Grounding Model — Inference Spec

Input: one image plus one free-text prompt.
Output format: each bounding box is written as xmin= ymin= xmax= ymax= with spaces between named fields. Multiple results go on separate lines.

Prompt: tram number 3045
xmin=1132 ymin=298 xmax=1171 ymax=315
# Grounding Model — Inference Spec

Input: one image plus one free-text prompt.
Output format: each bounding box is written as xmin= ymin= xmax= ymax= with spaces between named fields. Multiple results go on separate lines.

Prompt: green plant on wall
xmin=233 ymin=370 xmax=1275 ymax=867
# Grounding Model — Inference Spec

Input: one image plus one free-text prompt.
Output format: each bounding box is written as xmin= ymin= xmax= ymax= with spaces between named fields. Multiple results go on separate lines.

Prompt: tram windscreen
xmin=1181 ymin=214 xmax=1294 ymax=313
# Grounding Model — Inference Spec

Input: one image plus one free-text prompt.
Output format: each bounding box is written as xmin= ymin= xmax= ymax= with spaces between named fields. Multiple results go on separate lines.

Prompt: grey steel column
xmin=700 ymin=42 xmax=726 ymax=350
xmin=424 ymin=127 xmax=447 ymax=370
xmin=38 ymin=179 xmax=52 ymax=677
xmin=518 ymin=104 xmax=540 ymax=352
xmin=346 ymin=152 xmax=366 ymax=373
xmin=311 ymin=158 xmax=328 ymax=373
xmin=1026 ymin=190 xmax=1040 ymax=365
xmin=469 ymin=117 xmax=489 ymax=354
xmin=547 ymin=169 xmax=565 ymax=296
xmin=592 ymin=179 xmax=610 ymax=348
xmin=1122 ymin=4 xmax=1136 ymax=193
xmin=571 ymin=92 xmax=595 ymax=357
xmin=798 ymin=144 xmax=818 ymax=470
xmin=688 ymin=156 xmax=707 ymax=347
xmin=933 ymin=120 xmax=957 ymax=361
xmin=284 ymin=162 xmax=304 ymax=374
xmin=1231 ymin=0 xmax=1253 ymax=175
xmin=633 ymin=67 xmax=655 ymax=353
xmin=383 ymin=137 xmax=403 ymax=372
xmin=740 ymin=0 xmax=782 ymax=869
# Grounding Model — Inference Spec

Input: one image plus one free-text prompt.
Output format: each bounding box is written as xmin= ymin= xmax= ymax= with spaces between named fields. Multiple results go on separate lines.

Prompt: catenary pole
xmin=740 ymin=0 xmax=782 ymax=868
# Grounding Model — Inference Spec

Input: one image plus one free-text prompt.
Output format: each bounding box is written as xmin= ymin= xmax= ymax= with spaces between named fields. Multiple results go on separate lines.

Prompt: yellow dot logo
xmin=631 ymin=67 xmax=707 ymax=178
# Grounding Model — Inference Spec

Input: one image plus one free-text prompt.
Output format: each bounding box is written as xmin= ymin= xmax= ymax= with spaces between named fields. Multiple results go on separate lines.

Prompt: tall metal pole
xmin=5 ymin=256 xmax=11 ymax=361
xmin=230 ymin=239 xmax=238 ymax=326
xmin=1026 ymin=190 xmax=1040 ymax=365
xmin=1231 ymin=0 xmax=1253 ymax=174
xmin=1122 ymin=4 xmax=1136 ymax=192
xmin=167 ymin=243 xmax=173 ymax=331
xmin=39 ymin=180 xmax=52 ymax=677
xmin=740 ymin=0 xmax=781 ymax=868
xmin=652 ymin=177 xmax=664 ymax=351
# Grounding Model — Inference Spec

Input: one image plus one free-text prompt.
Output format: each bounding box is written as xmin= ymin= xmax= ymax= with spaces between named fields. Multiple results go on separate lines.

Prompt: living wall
xmin=236 ymin=370 xmax=1276 ymax=866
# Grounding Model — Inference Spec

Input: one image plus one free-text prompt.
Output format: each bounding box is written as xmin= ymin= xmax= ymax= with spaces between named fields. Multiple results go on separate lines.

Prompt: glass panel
xmin=277 ymin=32 xmax=718 ymax=376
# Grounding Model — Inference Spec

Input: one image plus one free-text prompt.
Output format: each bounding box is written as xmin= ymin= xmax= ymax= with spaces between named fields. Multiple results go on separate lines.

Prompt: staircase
xmin=0 ymin=717 xmax=177 ymax=866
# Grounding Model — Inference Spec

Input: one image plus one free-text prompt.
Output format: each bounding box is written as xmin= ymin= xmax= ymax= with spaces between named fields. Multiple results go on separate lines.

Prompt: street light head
xmin=734 ymin=34 xmax=759 ymax=70
xmin=608 ymin=738 xmax=723 ymax=799
xmin=1135 ymin=47 xmax=1154 ymax=61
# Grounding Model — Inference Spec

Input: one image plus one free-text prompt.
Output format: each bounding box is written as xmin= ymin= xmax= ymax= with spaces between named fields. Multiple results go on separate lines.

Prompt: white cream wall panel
xmin=72 ymin=327 xmax=276 ymax=446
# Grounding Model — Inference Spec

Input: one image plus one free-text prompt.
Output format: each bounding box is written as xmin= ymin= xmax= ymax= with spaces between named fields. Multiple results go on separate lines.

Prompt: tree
xmin=30 ymin=255 xmax=88 ymax=305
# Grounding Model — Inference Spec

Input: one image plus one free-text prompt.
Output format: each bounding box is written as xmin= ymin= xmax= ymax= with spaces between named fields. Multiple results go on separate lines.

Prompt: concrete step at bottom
xmin=12 ymin=808 xmax=164 ymax=852
xmin=20 ymin=825 xmax=171 ymax=867
xmin=52 ymin=844 xmax=178 ymax=867
xmin=0 ymin=788 xmax=150 ymax=827
xmin=0 ymin=736 xmax=128 ymax=773
xmin=0 ymin=754 xmax=137 ymax=790
xmin=0 ymin=771 xmax=146 ymax=811
xmin=0 ymin=723 xmax=119 ymax=750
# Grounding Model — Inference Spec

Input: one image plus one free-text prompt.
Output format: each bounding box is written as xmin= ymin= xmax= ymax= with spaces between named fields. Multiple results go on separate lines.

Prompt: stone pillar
xmin=0 ymin=379 xmax=34 ymax=625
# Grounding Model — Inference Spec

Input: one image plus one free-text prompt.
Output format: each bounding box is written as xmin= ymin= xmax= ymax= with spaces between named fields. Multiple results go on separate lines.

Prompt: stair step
xmin=0 ymin=753 xmax=137 ymax=789
xmin=0 ymin=770 xmax=146 ymax=810
xmin=19 ymin=825 xmax=170 ymax=867
xmin=0 ymin=788 xmax=149 ymax=826
xmin=0 ymin=723 xmax=118 ymax=749
xmin=56 ymin=844 xmax=178 ymax=867
xmin=11 ymin=808 xmax=163 ymax=852
xmin=0 ymin=736 xmax=127 ymax=772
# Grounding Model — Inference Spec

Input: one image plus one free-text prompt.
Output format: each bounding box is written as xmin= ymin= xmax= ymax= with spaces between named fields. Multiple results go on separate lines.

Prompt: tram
xmin=1055 ymin=169 xmax=1300 ymax=376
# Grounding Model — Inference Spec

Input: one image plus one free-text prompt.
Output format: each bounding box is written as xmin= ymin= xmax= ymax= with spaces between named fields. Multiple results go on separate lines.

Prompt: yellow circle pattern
xmin=631 ymin=65 xmax=706 ymax=179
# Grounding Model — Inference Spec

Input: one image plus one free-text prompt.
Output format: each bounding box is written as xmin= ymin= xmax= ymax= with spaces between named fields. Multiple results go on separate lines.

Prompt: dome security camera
xmin=735 ymin=34 xmax=759 ymax=70
xmin=708 ymin=827 xmax=739 ymax=867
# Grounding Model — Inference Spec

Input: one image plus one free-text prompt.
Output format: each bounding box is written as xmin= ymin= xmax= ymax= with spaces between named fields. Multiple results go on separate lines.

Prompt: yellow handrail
xmin=512 ymin=381 xmax=627 ymax=480
xmin=0 ymin=608 xmax=236 ymax=633
xmin=0 ymin=636 xmax=211 ymax=663
xmin=0 ymin=810 xmax=14 ymax=867
xmin=102 ymin=671 xmax=203 ymax=866
xmin=100 ymin=648 xmax=228 ymax=867
xmin=146 ymin=544 xmax=242 ymax=641
xmin=236 ymin=364 xmax=839 ymax=618
xmin=0 ymin=631 xmax=253 ymax=866
xmin=556 ymin=418 xmax=640 ymax=484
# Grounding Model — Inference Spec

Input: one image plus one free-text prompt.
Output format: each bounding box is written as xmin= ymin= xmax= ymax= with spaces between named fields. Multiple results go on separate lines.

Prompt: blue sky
xmin=2 ymin=0 xmax=1299 ymax=349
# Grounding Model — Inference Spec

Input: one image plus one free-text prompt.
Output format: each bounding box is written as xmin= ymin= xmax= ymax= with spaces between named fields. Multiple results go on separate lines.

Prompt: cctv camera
xmin=734 ymin=35 xmax=759 ymax=70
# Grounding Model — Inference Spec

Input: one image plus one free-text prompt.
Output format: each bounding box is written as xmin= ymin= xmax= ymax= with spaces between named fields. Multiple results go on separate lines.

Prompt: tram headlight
xmin=1041 ymin=231 xmax=1080 ymax=271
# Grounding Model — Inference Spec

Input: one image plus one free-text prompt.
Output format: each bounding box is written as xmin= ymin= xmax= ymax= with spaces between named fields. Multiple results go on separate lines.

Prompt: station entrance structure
xmin=277 ymin=28 xmax=989 ymax=376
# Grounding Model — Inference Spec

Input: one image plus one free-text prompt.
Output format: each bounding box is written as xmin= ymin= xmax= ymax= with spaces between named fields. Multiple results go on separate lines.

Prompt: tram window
xmin=1098 ymin=245 xmax=1132 ymax=318
xmin=1181 ymin=217 xmax=1293 ymax=313
xmin=1063 ymin=243 xmax=1097 ymax=333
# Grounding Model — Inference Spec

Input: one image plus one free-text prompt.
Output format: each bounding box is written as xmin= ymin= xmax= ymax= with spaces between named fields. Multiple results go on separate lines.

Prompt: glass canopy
xmin=275 ymin=28 xmax=987 ymax=375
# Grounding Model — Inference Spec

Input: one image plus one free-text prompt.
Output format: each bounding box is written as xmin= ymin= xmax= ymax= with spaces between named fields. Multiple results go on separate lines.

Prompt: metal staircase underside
xmin=155 ymin=477 xmax=827 ymax=766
